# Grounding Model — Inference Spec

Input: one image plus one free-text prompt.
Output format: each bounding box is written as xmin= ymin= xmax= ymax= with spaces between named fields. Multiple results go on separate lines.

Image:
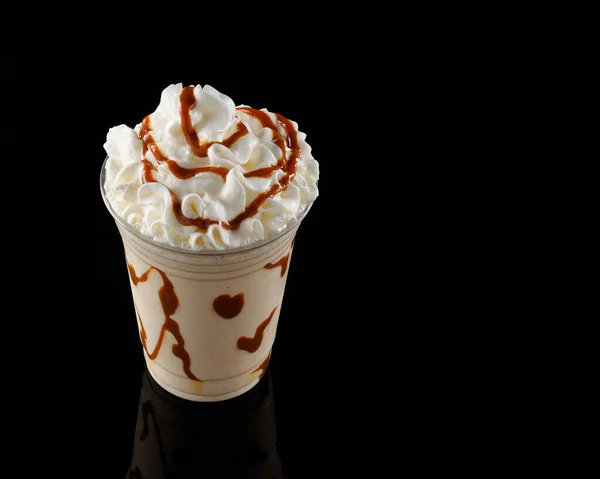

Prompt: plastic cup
xmin=100 ymin=158 xmax=309 ymax=401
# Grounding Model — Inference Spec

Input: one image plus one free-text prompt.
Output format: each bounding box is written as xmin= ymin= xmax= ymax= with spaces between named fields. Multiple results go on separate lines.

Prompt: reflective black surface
xmin=94 ymin=205 xmax=339 ymax=477
xmin=92 ymin=73 xmax=386 ymax=478
xmin=126 ymin=367 xmax=283 ymax=479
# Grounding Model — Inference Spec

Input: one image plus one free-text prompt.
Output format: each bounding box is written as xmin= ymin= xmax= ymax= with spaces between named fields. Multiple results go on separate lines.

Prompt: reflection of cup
xmin=126 ymin=364 xmax=283 ymax=478
xmin=101 ymin=159 xmax=308 ymax=402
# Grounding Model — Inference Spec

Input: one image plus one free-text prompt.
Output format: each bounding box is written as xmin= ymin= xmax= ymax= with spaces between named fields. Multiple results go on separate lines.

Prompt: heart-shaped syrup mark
xmin=213 ymin=293 xmax=245 ymax=319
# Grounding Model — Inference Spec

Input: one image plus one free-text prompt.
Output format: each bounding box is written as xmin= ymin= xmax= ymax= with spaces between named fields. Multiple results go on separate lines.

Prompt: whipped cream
xmin=103 ymin=83 xmax=319 ymax=250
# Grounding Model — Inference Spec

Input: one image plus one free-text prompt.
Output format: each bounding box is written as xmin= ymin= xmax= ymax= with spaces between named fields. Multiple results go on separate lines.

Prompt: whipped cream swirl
xmin=103 ymin=83 xmax=319 ymax=250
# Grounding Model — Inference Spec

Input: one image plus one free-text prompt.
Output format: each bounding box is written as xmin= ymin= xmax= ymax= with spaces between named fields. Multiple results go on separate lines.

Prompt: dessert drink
xmin=100 ymin=83 xmax=319 ymax=401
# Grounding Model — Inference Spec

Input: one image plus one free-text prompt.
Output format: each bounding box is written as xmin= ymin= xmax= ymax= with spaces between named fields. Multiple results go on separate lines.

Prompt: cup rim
xmin=99 ymin=156 xmax=312 ymax=257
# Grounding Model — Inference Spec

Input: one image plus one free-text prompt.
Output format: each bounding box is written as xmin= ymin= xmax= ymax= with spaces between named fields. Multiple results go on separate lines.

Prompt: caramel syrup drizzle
xmin=128 ymin=264 xmax=199 ymax=381
xmin=252 ymin=350 xmax=272 ymax=379
xmin=264 ymin=252 xmax=290 ymax=278
xmin=137 ymin=88 xmax=301 ymax=232
xmin=237 ymin=307 xmax=277 ymax=353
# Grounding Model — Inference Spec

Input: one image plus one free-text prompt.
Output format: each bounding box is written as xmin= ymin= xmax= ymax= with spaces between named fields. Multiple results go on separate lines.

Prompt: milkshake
xmin=100 ymin=83 xmax=319 ymax=401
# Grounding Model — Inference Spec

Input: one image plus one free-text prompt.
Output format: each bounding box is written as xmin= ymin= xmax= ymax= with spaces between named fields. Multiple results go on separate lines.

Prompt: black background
xmin=4 ymin=31 xmax=485 ymax=478
xmin=91 ymin=71 xmax=397 ymax=477
xmin=8 ymin=19 xmax=525 ymax=478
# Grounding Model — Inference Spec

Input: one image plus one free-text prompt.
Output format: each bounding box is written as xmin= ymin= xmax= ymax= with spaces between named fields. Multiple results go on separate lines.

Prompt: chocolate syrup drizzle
xmin=128 ymin=264 xmax=200 ymax=381
xmin=237 ymin=307 xmax=277 ymax=353
xmin=137 ymin=89 xmax=301 ymax=233
xmin=264 ymin=252 xmax=290 ymax=278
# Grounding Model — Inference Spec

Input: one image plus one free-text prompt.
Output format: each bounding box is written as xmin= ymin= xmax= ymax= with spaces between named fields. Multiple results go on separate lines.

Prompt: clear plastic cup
xmin=100 ymin=158 xmax=310 ymax=401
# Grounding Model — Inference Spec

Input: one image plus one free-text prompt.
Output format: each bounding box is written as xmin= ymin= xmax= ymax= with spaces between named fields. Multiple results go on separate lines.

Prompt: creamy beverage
xmin=101 ymin=83 xmax=319 ymax=401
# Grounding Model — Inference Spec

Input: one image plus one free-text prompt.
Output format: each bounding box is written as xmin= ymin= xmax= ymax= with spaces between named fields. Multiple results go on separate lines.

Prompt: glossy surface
xmin=125 ymin=366 xmax=283 ymax=478
xmin=94 ymin=77 xmax=343 ymax=477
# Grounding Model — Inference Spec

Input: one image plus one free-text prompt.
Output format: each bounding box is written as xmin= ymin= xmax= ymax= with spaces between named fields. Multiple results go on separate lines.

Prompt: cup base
xmin=146 ymin=366 xmax=261 ymax=402
xmin=143 ymin=350 xmax=271 ymax=402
